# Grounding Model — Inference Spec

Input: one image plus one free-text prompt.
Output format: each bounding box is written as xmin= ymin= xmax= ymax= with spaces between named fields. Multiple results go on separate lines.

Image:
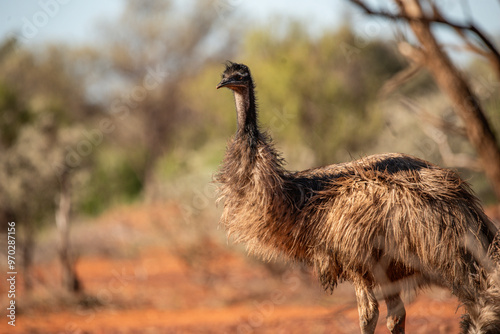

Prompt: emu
xmin=215 ymin=61 xmax=500 ymax=334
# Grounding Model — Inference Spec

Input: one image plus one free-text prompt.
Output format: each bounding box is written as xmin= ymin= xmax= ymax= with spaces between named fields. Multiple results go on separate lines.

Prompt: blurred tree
xmin=350 ymin=0 xmax=500 ymax=200
xmin=241 ymin=23 xmax=405 ymax=165
xmin=95 ymin=0 xmax=239 ymax=200
xmin=0 ymin=39 xmax=96 ymax=292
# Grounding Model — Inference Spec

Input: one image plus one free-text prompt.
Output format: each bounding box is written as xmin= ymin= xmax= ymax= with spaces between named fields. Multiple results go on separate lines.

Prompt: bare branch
xmin=399 ymin=97 xmax=481 ymax=171
xmin=348 ymin=0 xmax=500 ymax=72
xmin=399 ymin=96 xmax=467 ymax=137
xmin=378 ymin=62 xmax=422 ymax=98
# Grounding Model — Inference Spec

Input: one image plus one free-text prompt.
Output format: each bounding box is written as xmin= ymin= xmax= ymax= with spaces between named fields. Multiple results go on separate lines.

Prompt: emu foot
xmin=387 ymin=315 xmax=405 ymax=334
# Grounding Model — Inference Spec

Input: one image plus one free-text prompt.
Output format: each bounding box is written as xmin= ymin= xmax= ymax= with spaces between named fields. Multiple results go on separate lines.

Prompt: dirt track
xmin=1 ymin=202 xmax=492 ymax=333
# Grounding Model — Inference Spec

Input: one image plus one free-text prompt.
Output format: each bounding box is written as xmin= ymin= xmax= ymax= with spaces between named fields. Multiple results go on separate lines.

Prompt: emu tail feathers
xmin=461 ymin=266 xmax=500 ymax=334
xmin=489 ymin=231 xmax=500 ymax=265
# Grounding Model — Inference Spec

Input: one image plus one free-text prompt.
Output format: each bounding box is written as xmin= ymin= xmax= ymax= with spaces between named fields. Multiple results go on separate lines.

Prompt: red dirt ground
xmin=2 ymin=202 xmax=498 ymax=334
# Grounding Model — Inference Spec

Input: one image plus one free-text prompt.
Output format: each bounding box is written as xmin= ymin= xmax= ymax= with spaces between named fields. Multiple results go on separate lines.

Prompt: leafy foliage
xmin=237 ymin=23 xmax=405 ymax=165
xmin=0 ymin=41 xmax=85 ymax=225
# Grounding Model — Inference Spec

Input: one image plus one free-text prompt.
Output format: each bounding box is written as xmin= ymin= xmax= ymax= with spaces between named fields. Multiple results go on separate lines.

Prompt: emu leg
xmin=355 ymin=285 xmax=379 ymax=334
xmin=385 ymin=295 xmax=406 ymax=334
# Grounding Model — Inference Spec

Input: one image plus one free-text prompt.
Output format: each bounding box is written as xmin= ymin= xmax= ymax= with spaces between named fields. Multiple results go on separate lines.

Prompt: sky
xmin=1 ymin=0 xmax=500 ymax=52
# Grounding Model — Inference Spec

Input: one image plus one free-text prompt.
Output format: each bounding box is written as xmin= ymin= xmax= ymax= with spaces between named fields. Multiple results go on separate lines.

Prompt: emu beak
xmin=216 ymin=78 xmax=230 ymax=89
xmin=217 ymin=78 xmax=245 ymax=90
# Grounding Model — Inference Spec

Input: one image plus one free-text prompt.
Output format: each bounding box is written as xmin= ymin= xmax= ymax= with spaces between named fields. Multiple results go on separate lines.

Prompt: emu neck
xmin=219 ymin=84 xmax=309 ymax=262
xmin=233 ymin=87 xmax=258 ymax=138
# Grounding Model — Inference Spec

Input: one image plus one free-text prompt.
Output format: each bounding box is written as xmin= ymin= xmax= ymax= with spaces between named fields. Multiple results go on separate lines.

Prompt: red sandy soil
xmin=2 ymin=202 xmax=498 ymax=334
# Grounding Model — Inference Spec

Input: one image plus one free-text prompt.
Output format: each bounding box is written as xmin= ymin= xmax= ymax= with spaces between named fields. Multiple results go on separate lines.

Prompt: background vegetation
xmin=0 ymin=0 xmax=499 ymax=332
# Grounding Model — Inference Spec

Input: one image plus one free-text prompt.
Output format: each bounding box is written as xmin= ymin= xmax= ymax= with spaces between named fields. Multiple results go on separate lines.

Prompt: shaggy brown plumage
xmin=215 ymin=61 xmax=500 ymax=334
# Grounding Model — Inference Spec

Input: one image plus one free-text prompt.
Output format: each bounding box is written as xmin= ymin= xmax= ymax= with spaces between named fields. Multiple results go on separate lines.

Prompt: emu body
xmin=215 ymin=62 xmax=500 ymax=334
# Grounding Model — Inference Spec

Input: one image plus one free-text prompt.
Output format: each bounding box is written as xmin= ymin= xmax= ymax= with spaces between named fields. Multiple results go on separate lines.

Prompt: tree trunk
xmin=398 ymin=0 xmax=500 ymax=200
xmin=142 ymin=151 xmax=160 ymax=202
xmin=56 ymin=171 xmax=81 ymax=293
xmin=22 ymin=223 xmax=34 ymax=291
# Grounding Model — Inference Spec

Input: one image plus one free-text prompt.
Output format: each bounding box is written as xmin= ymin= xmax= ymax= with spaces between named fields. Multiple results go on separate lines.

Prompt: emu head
xmin=216 ymin=61 xmax=254 ymax=92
